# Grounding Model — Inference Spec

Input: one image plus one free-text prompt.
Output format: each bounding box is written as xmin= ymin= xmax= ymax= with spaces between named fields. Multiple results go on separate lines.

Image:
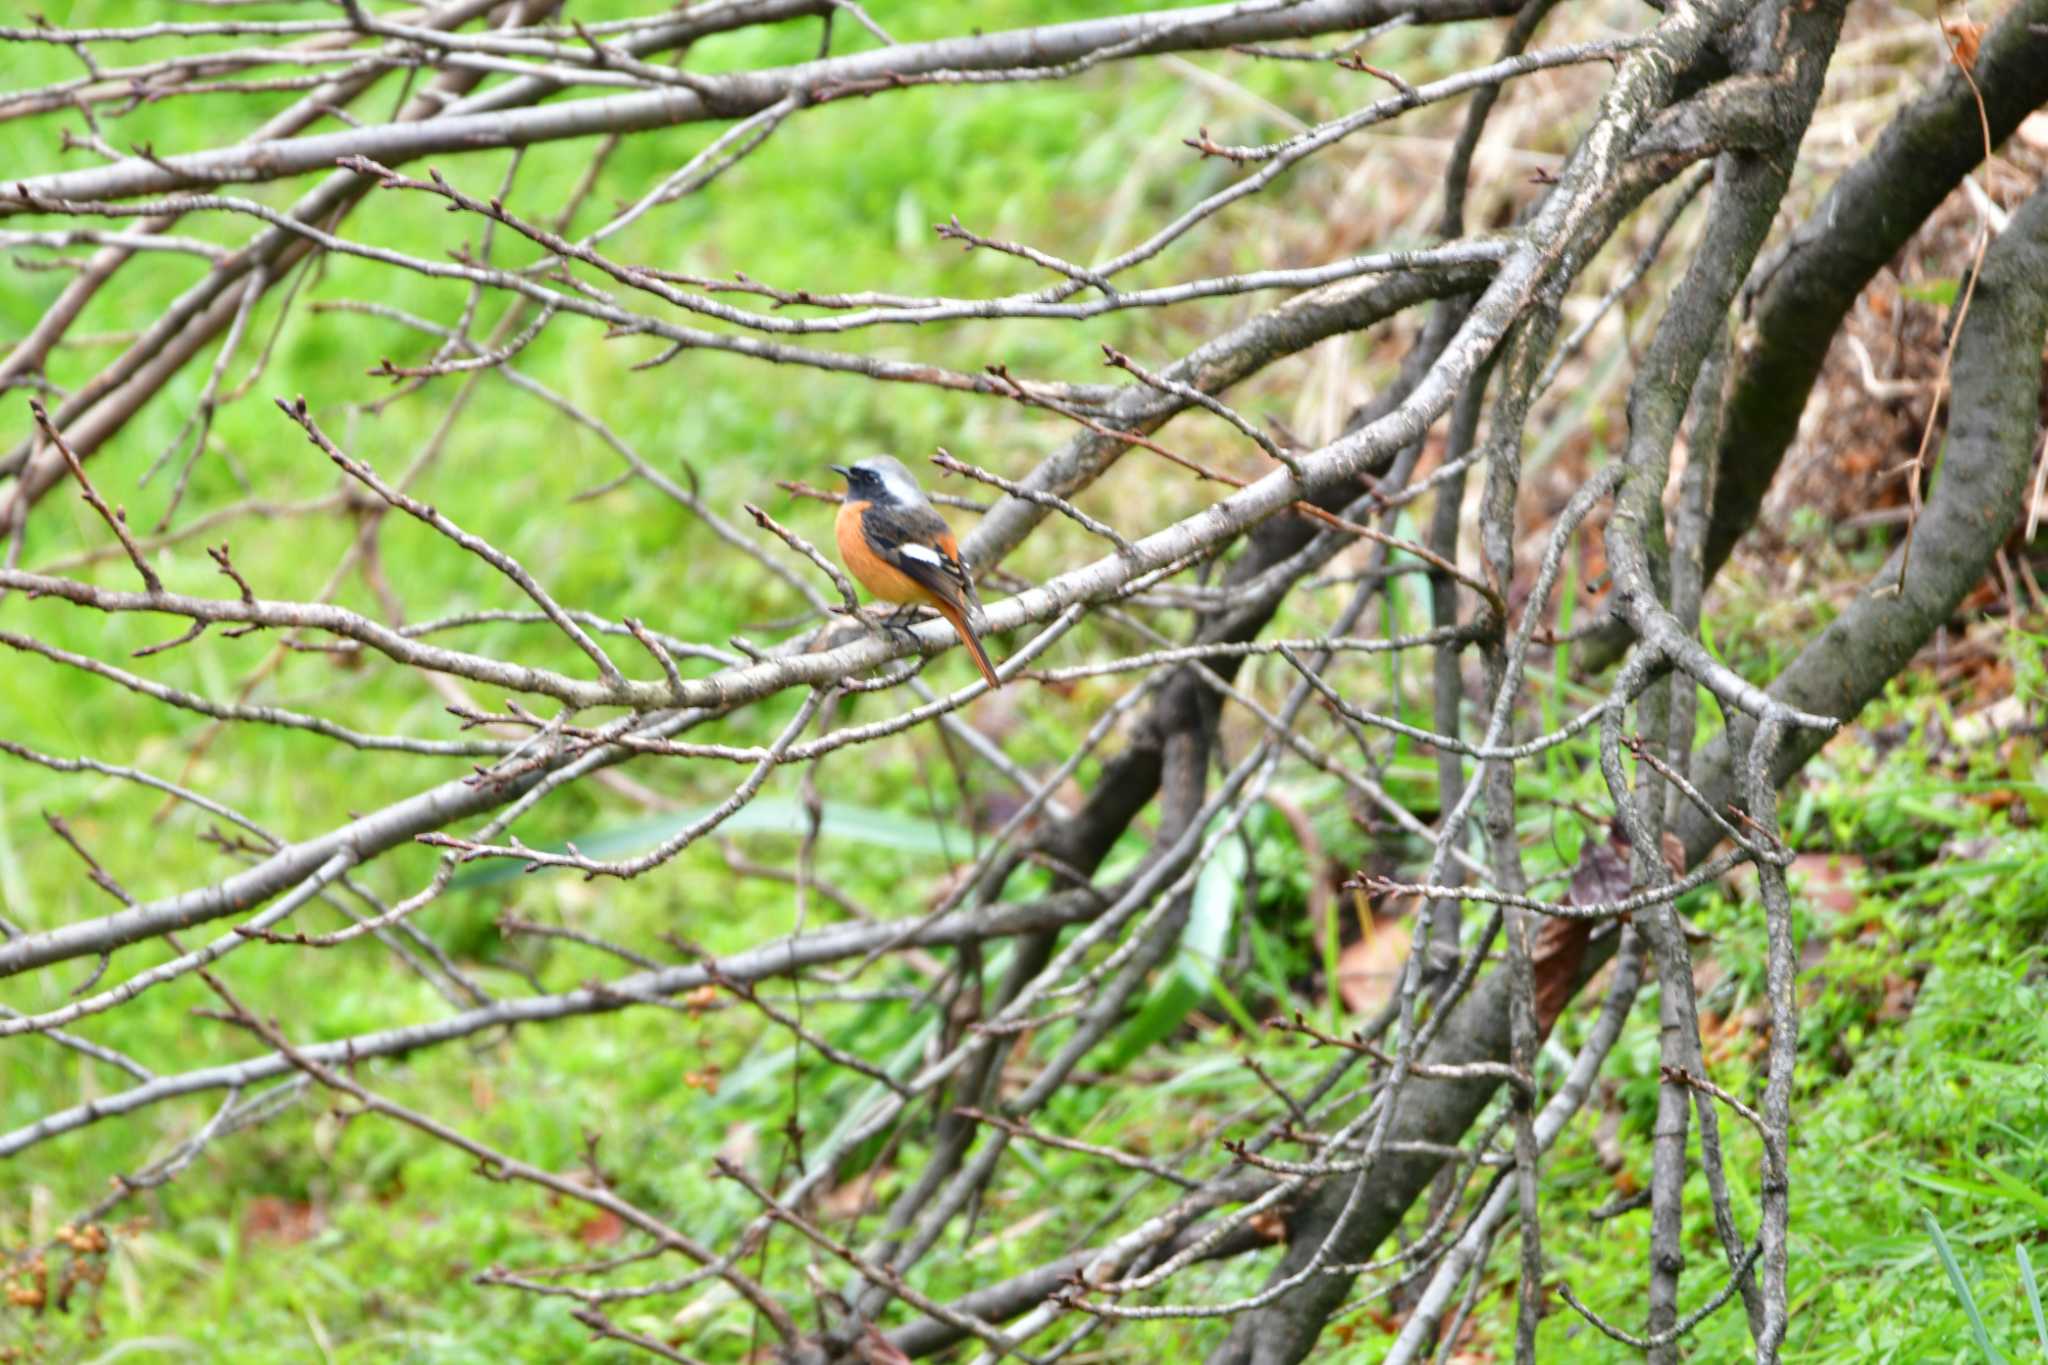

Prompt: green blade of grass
xmin=1965 ymin=1155 xmax=2048 ymax=1223
xmin=1922 ymin=1209 xmax=2006 ymax=1364
xmin=1097 ymin=825 xmax=1247 ymax=1072
xmin=2019 ymin=1245 xmax=2047 ymax=1356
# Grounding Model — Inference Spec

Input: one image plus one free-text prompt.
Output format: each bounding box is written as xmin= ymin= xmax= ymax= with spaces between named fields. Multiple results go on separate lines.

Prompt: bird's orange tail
xmin=932 ymin=598 xmax=1001 ymax=690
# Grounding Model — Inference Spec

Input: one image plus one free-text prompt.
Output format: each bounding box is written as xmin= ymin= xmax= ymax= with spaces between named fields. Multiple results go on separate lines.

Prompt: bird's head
xmin=829 ymin=455 xmax=924 ymax=508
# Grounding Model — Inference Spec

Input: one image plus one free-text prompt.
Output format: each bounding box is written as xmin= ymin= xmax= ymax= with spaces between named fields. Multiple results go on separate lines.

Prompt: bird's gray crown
xmin=852 ymin=455 xmax=924 ymax=506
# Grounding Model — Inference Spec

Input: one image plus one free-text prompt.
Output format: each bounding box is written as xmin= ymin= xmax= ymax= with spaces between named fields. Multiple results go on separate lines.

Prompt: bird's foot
xmin=881 ymin=604 xmax=932 ymax=647
xmin=853 ymin=604 xmax=928 ymax=648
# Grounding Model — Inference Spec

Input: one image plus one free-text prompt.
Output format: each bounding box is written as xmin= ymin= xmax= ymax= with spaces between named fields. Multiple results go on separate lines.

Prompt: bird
xmin=829 ymin=455 xmax=1002 ymax=690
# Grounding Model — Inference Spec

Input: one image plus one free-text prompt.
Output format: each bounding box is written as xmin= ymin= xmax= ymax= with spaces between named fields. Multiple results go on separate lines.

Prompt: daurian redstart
xmin=830 ymin=456 xmax=1001 ymax=690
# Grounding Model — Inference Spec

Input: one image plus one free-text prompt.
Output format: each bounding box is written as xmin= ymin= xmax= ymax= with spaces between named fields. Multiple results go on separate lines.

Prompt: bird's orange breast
xmin=836 ymin=498 xmax=931 ymax=605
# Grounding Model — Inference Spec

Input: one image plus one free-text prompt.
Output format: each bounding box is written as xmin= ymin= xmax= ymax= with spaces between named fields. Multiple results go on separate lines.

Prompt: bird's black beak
xmin=828 ymin=464 xmax=852 ymax=479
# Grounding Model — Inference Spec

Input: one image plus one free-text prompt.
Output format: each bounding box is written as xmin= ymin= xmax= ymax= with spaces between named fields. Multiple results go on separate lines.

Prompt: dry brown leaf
xmin=856 ymin=1324 xmax=915 ymax=1364
xmin=1879 ymin=973 xmax=1921 ymax=1022
xmin=1943 ymin=16 xmax=1984 ymax=70
xmin=1660 ymin=830 xmax=1686 ymax=879
xmin=1531 ymin=830 xmax=1634 ymax=1034
xmin=1531 ymin=917 xmax=1592 ymax=1038
xmin=1593 ymin=1103 xmax=1626 ymax=1173
xmin=240 ymin=1196 xmax=321 ymax=1247
xmin=576 ymin=1210 xmax=624 ymax=1248
xmin=1336 ymin=914 xmax=1411 ymax=1015
xmin=1702 ymin=1009 xmax=1754 ymax=1066
xmin=1788 ymin=852 xmax=1862 ymax=915
xmin=818 ymin=1168 xmax=886 ymax=1221
xmin=1364 ymin=1307 xmax=1404 ymax=1334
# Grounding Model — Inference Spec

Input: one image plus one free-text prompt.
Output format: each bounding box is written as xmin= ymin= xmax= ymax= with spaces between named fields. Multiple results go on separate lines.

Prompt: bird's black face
xmin=830 ymin=463 xmax=878 ymax=500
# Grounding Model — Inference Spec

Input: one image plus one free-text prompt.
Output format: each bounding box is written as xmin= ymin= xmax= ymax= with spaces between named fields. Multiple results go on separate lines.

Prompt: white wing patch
xmin=898 ymin=542 xmax=948 ymax=570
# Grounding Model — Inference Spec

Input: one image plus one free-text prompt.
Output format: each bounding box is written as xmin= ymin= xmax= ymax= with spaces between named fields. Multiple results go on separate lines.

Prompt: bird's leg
xmin=882 ymin=603 xmax=931 ymax=647
xmin=848 ymin=603 xmax=927 ymax=650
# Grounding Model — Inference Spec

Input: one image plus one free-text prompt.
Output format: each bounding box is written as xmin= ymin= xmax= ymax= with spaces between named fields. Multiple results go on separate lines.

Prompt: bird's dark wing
xmin=861 ymin=501 xmax=974 ymax=607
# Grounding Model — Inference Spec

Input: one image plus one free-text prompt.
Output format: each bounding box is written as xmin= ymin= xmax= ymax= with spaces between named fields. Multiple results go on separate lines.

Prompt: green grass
xmin=1379 ymin=668 xmax=2048 ymax=1364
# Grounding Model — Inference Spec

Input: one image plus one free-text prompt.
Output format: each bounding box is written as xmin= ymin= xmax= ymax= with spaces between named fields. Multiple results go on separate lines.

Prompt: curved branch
xmin=1696 ymin=0 xmax=2048 ymax=582
xmin=0 ymin=0 xmax=1519 ymax=212
xmin=1679 ymin=175 xmax=2048 ymax=845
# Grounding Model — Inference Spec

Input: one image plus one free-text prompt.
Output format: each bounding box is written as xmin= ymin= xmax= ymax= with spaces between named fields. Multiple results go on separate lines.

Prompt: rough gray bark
xmin=1682 ymin=178 xmax=2048 ymax=838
